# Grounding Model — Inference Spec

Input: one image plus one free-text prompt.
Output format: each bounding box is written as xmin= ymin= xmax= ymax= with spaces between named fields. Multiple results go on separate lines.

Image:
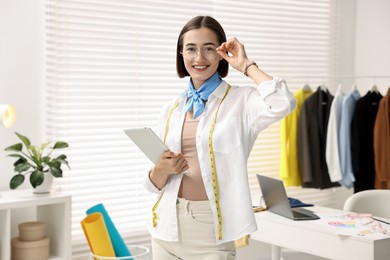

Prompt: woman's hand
xmin=217 ymin=37 xmax=272 ymax=84
xmin=149 ymin=151 xmax=189 ymax=189
xmin=217 ymin=37 xmax=249 ymax=74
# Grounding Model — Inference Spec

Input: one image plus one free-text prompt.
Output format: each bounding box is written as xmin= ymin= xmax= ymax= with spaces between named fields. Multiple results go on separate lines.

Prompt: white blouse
xmin=144 ymin=77 xmax=297 ymax=244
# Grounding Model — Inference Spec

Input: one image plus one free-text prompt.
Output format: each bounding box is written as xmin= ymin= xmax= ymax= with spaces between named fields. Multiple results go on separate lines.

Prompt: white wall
xmin=0 ymin=0 xmax=44 ymax=191
xmin=355 ymin=0 xmax=390 ymax=95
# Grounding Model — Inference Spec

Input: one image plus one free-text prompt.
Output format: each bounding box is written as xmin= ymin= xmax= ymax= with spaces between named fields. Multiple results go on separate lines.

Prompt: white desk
xmin=251 ymin=206 xmax=390 ymax=260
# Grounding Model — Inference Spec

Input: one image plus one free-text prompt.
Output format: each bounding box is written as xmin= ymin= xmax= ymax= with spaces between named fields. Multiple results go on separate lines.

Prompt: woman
xmin=144 ymin=16 xmax=296 ymax=259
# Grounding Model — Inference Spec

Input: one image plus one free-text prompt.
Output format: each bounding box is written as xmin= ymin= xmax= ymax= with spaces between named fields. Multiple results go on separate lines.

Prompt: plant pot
xmin=33 ymin=174 xmax=54 ymax=194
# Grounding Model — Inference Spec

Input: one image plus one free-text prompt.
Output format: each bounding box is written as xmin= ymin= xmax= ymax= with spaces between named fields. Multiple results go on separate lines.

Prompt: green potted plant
xmin=4 ymin=132 xmax=70 ymax=192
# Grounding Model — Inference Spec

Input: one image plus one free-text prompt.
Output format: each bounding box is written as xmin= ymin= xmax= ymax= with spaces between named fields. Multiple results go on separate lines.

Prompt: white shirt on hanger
xmin=326 ymin=84 xmax=345 ymax=182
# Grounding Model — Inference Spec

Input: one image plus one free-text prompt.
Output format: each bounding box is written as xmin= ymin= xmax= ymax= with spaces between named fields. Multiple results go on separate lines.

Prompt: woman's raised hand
xmin=217 ymin=37 xmax=272 ymax=84
xmin=217 ymin=37 xmax=249 ymax=74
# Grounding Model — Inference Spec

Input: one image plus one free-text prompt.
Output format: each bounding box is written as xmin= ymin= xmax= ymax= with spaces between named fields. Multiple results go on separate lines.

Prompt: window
xmin=45 ymin=0 xmax=338 ymax=258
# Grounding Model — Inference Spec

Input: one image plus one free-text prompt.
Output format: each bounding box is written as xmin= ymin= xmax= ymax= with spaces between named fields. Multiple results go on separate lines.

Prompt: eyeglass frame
xmin=180 ymin=45 xmax=220 ymax=61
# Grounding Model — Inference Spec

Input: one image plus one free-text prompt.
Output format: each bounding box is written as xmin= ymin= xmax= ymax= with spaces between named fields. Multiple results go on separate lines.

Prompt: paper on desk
xmin=316 ymin=214 xmax=390 ymax=237
xmin=335 ymin=227 xmax=374 ymax=236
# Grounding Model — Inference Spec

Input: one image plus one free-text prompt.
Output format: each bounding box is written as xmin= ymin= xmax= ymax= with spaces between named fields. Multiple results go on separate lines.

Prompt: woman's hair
xmin=176 ymin=16 xmax=229 ymax=78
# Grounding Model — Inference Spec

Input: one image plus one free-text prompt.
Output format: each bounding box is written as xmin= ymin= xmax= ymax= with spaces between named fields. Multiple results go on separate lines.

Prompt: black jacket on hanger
xmin=297 ymin=87 xmax=339 ymax=189
xmin=351 ymin=91 xmax=383 ymax=193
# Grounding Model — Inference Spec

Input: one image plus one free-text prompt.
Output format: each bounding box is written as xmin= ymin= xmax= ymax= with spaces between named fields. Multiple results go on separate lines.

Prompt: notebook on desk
xmin=256 ymin=174 xmax=320 ymax=221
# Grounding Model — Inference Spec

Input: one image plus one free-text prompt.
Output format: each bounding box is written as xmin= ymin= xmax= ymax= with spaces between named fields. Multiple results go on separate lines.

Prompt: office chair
xmin=343 ymin=189 xmax=390 ymax=218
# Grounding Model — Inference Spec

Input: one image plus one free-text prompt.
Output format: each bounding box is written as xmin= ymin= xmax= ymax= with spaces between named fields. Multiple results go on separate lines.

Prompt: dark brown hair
xmin=176 ymin=16 xmax=229 ymax=78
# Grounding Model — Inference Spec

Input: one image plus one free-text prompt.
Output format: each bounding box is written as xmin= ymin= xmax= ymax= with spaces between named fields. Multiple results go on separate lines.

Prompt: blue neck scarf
xmin=185 ymin=72 xmax=222 ymax=119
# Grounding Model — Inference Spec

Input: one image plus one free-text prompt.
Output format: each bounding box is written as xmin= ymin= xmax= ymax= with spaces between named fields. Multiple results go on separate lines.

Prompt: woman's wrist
xmin=242 ymin=61 xmax=273 ymax=84
xmin=243 ymin=60 xmax=258 ymax=76
xmin=149 ymin=168 xmax=169 ymax=190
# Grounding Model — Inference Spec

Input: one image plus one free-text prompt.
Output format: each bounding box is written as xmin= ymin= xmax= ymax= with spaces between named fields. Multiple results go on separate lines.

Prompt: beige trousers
xmin=152 ymin=198 xmax=236 ymax=260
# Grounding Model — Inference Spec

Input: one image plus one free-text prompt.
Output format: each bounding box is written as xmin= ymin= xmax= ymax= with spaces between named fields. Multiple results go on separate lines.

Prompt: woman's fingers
xmin=218 ymin=41 xmax=249 ymax=73
xmin=218 ymin=38 xmax=240 ymax=52
xmin=159 ymin=151 xmax=188 ymax=174
xmin=173 ymin=154 xmax=188 ymax=173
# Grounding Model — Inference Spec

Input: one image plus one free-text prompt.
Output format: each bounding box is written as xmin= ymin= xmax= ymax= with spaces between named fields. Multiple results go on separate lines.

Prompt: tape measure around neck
xmin=208 ymin=84 xmax=231 ymax=240
xmin=152 ymin=85 xmax=231 ymax=241
xmin=152 ymin=100 xmax=180 ymax=228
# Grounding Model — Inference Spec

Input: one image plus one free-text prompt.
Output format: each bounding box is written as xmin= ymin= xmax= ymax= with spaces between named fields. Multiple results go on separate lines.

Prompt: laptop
xmin=256 ymin=174 xmax=320 ymax=221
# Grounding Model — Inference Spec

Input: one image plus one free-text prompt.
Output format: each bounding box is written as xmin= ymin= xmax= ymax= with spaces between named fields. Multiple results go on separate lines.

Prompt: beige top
xmin=178 ymin=114 xmax=208 ymax=201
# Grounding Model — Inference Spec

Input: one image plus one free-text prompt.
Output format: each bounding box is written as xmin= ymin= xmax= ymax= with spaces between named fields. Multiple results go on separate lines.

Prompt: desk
xmin=251 ymin=206 xmax=390 ymax=260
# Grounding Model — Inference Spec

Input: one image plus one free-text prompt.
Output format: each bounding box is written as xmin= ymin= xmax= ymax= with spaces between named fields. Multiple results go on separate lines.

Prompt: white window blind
xmin=45 ymin=0 xmax=339 ymax=258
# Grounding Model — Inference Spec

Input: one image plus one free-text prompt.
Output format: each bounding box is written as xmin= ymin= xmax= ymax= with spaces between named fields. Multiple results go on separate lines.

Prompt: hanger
xmin=320 ymin=83 xmax=328 ymax=92
xmin=302 ymin=83 xmax=311 ymax=92
xmin=319 ymin=77 xmax=328 ymax=92
xmin=370 ymin=77 xmax=380 ymax=94
xmin=371 ymin=84 xmax=380 ymax=94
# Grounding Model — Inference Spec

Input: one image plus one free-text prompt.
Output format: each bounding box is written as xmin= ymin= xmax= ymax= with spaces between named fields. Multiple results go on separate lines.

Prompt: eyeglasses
xmin=181 ymin=46 xmax=219 ymax=60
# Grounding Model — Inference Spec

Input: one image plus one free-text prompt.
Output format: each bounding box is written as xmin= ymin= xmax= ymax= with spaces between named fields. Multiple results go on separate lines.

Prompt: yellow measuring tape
xmin=152 ymin=85 xmax=231 ymax=241
xmin=208 ymin=84 xmax=231 ymax=240
xmin=152 ymin=100 xmax=180 ymax=228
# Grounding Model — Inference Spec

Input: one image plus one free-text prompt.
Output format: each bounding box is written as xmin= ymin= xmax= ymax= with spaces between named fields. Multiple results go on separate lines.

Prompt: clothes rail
xmin=286 ymin=75 xmax=390 ymax=79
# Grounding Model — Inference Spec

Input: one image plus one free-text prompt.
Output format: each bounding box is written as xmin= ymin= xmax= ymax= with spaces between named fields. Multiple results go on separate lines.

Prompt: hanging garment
xmin=325 ymin=84 xmax=345 ymax=183
xmin=351 ymin=91 xmax=383 ymax=193
xmin=338 ymin=89 xmax=361 ymax=188
xmin=374 ymin=88 xmax=390 ymax=188
xmin=280 ymin=87 xmax=313 ymax=186
xmin=297 ymin=87 xmax=339 ymax=189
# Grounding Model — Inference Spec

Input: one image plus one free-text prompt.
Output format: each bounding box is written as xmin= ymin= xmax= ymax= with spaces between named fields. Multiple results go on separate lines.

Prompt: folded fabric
xmin=288 ymin=197 xmax=314 ymax=208
xmin=86 ymin=203 xmax=131 ymax=257
xmin=81 ymin=212 xmax=116 ymax=257
xmin=235 ymin=235 xmax=249 ymax=248
xmin=235 ymin=206 xmax=267 ymax=248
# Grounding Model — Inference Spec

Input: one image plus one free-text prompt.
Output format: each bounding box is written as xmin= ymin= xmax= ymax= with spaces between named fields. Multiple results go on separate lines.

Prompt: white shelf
xmin=0 ymin=189 xmax=71 ymax=260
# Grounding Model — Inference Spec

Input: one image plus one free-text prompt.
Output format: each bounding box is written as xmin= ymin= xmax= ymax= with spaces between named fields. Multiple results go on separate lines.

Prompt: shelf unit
xmin=0 ymin=190 xmax=71 ymax=260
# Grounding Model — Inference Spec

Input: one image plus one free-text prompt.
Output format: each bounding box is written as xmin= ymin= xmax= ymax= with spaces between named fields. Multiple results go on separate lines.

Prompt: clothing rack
xmin=286 ymin=75 xmax=390 ymax=79
xmin=286 ymin=75 xmax=390 ymax=94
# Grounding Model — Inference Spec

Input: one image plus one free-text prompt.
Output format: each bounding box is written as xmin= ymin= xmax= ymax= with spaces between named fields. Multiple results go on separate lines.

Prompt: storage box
xmin=11 ymin=236 xmax=50 ymax=260
xmin=18 ymin=221 xmax=45 ymax=241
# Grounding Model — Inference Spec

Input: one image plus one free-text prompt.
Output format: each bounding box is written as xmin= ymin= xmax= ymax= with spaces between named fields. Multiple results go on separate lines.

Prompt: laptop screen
xmin=256 ymin=174 xmax=295 ymax=219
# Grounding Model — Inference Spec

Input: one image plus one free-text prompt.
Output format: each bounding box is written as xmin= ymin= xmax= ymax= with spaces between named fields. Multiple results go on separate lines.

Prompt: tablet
xmin=124 ymin=127 xmax=169 ymax=164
